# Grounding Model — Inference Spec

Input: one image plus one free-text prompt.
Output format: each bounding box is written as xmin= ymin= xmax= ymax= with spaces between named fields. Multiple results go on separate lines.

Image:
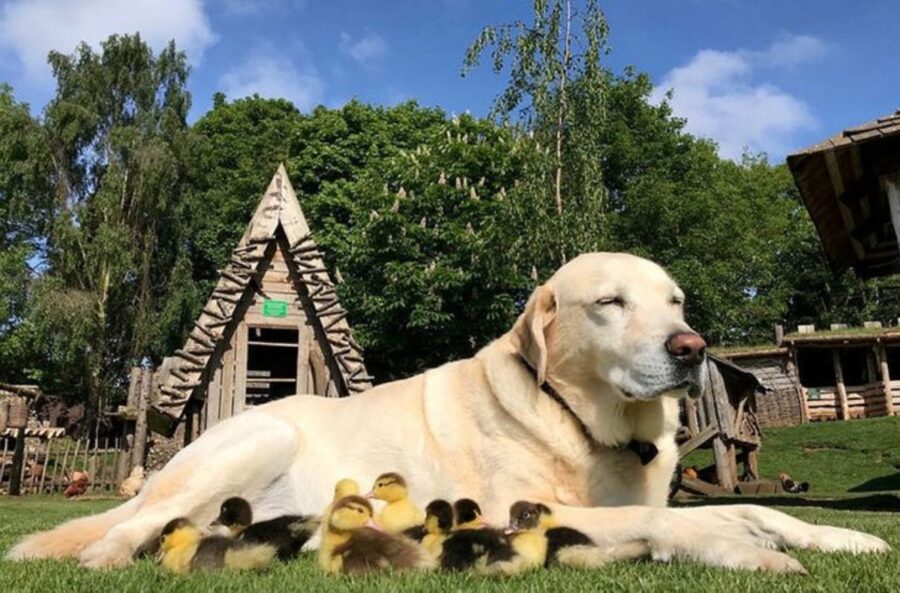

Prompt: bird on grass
xmin=213 ymin=497 xmax=319 ymax=560
xmin=318 ymin=495 xmax=433 ymax=574
xmin=780 ymin=472 xmax=810 ymax=493
xmin=366 ymin=472 xmax=425 ymax=534
xmin=159 ymin=517 xmax=276 ymax=574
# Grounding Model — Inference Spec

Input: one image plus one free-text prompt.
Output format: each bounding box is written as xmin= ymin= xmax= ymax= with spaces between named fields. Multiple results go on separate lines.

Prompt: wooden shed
xmin=677 ymin=356 xmax=765 ymax=494
xmin=147 ymin=166 xmax=372 ymax=438
xmin=714 ymin=325 xmax=900 ymax=424
xmin=711 ymin=346 xmax=806 ymax=427
xmin=787 ymin=109 xmax=900 ymax=278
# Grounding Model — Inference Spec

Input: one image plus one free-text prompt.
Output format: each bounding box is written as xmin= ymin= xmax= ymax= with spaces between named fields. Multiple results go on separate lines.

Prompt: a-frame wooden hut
xmin=147 ymin=165 xmax=372 ymax=438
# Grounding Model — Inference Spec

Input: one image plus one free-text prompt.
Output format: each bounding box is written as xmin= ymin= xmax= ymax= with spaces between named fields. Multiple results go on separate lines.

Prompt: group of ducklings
xmin=159 ymin=471 xmax=649 ymax=576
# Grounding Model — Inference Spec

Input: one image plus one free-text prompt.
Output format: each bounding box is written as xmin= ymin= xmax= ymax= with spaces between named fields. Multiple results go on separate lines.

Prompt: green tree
xmin=309 ymin=113 xmax=530 ymax=379
xmin=463 ymin=0 xmax=610 ymax=268
xmin=33 ymin=34 xmax=195 ymax=411
xmin=0 ymin=86 xmax=53 ymax=381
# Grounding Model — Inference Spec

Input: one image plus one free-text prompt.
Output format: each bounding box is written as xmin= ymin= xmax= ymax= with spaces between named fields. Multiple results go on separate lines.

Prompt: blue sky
xmin=0 ymin=0 xmax=897 ymax=162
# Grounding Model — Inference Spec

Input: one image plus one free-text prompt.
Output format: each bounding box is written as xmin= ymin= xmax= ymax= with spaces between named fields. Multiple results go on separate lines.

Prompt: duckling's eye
xmin=671 ymin=296 xmax=684 ymax=306
xmin=596 ymin=296 xmax=625 ymax=308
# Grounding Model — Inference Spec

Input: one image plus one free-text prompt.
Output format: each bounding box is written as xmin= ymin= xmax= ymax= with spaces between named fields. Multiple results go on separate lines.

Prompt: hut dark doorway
xmin=886 ymin=346 xmax=900 ymax=377
xmin=246 ymin=326 xmax=300 ymax=406
xmin=797 ymin=348 xmax=836 ymax=387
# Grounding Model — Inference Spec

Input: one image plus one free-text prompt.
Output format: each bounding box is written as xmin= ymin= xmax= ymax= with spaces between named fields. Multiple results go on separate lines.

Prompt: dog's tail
xmin=6 ymin=493 xmax=144 ymax=561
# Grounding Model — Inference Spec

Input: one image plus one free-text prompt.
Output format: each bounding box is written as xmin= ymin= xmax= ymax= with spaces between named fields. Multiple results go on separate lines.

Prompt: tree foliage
xmin=24 ymin=35 xmax=195 ymax=411
xmin=1 ymin=24 xmax=898 ymax=410
xmin=464 ymin=0 xmax=610 ymax=268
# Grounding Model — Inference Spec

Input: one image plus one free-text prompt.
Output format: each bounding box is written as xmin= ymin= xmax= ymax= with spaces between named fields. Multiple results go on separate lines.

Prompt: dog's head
xmin=512 ymin=253 xmax=707 ymax=402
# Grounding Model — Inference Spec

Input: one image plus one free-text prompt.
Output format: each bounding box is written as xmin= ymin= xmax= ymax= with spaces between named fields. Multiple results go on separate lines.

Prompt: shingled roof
xmin=150 ymin=165 xmax=372 ymax=427
xmin=787 ymin=109 xmax=900 ymax=278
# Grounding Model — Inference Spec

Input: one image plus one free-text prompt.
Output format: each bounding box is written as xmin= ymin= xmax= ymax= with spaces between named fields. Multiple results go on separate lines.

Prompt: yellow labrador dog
xmin=9 ymin=253 xmax=888 ymax=571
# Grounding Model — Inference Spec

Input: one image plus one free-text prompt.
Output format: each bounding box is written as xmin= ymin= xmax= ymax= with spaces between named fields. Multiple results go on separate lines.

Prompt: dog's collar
xmin=518 ymin=355 xmax=658 ymax=466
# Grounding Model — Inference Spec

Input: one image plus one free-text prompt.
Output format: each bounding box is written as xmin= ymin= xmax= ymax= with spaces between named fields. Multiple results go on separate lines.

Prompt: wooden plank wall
xmin=804 ymin=382 xmax=889 ymax=421
xmin=200 ymin=240 xmax=340 ymax=432
xmin=734 ymin=356 xmax=804 ymax=427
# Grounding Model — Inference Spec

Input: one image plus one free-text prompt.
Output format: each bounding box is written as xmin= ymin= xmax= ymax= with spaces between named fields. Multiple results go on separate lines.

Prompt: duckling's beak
xmin=363 ymin=491 xmax=375 ymax=499
xmin=365 ymin=518 xmax=383 ymax=531
xmin=503 ymin=527 xmax=517 ymax=535
xmin=210 ymin=517 xmax=223 ymax=527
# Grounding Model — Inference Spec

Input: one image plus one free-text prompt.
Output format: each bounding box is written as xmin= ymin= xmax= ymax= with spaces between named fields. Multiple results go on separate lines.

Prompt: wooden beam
xmin=876 ymin=343 xmax=894 ymax=416
xmin=712 ymin=436 xmax=737 ymax=492
xmin=883 ymin=174 xmax=900 ymax=252
xmin=8 ymin=427 xmax=25 ymax=495
xmin=825 ymin=150 xmax=865 ymax=259
xmin=832 ymin=349 xmax=850 ymax=420
xmin=677 ymin=423 xmax=717 ymax=458
xmin=131 ymin=369 xmax=150 ymax=469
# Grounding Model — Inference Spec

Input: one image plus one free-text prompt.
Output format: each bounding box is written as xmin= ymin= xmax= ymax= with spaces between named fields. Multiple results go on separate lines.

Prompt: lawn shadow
xmin=674 ymin=493 xmax=900 ymax=512
xmin=848 ymin=472 xmax=900 ymax=493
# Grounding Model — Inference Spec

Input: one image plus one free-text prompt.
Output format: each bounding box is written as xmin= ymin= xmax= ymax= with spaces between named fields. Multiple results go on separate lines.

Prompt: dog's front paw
xmin=806 ymin=526 xmax=890 ymax=554
xmin=79 ymin=537 xmax=134 ymax=569
xmin=722 ymin=544 xmax=807 ymax=574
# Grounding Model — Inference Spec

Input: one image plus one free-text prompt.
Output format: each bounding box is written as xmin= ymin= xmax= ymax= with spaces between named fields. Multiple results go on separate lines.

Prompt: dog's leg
xmin=548 ymin=503 xmax=808 ymax=573
xmin=77 ymin=416 xmax=301 ymax=569
xmin=6 ymin=494 xmax=144 ymax=561
xmin=671 ymin=504 xmax=890 ymax=554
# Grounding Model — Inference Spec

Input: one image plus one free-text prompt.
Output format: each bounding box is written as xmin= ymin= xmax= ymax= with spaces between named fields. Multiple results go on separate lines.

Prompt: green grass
xmin=0 ymin=498 xmax=897 ymax=593
xmin=758 ymin=416 xmax=900 ymax=495
xmin=1 ymin=417 xmax=898 ymax=592
xmin=684 ymin=416 xmax=900 ymax=496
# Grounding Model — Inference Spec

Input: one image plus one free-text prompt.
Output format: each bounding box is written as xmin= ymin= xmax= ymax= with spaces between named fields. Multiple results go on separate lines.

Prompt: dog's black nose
xmin=666 ymin=332 xmax=707 ymax=366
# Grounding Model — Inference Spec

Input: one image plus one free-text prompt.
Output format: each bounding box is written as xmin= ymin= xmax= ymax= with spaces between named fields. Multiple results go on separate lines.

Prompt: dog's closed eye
xmin=596 ymin=296 xmax=625 ymax=307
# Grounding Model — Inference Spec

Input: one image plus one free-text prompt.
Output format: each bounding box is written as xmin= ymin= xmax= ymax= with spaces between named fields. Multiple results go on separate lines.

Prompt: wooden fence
xmin=0 ymin=367 xmax=153 ymax=496
xmin=0 ymin=430 xmax=132 ymax=495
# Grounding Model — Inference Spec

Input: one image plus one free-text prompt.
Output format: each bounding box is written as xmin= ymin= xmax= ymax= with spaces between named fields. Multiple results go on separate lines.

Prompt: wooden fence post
xmin=832 ymin=349 xmax=850 ymax=420
xmin=876 ymin=343 xmax=894 ymax=416
xmin=131 ymin=369 xmax=151 ymax=470
xmin=8 ymin=427 xmax=25 ymax=495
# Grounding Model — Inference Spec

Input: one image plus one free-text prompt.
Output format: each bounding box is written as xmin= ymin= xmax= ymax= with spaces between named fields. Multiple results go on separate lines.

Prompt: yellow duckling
xmin=159 ymin=517 xmax=276 ymax=574
xmin=366 ymin=472 xmax=425 ymax=534
xmin=334 ymin=478 xmax=360 ymax=500
xmin=318 ymin=495 xmax=433 ymax=574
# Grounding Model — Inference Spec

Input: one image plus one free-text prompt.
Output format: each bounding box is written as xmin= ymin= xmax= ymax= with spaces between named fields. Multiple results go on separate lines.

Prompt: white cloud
xmin=757 ymin=35 xmax=827 ymax=68
xmin=652 ymin=35 xmax=826 ymax=160
xmin=0 ymin=0 xmax=215 ymax=82
xmin=219 ymin=48 xmax=325 ymax=111
xmin=339 ymin=31 xmax=387 ymax=70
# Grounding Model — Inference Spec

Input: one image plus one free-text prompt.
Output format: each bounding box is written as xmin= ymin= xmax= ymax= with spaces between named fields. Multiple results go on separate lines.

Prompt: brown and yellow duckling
xmin=318 ymin=495 xmax=434 ymax=574
xmin=366 ymin=472 xmax=425 ymax=534
xmin=213 ymin=497 xmax=319 ymax=560
xmin=159 ymin=517 xmax=276 ymax=574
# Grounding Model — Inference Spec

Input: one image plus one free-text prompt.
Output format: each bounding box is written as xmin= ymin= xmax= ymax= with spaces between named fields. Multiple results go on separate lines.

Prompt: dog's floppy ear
xmin=513 ymin=284 xmax=557 ymax=384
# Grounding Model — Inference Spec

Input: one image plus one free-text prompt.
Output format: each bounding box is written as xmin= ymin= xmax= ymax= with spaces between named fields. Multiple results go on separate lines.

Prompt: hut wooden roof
xmin=787 ymin=109 xmax=900 ymax=278
xmin=151 ymin=165 xmax=372 ymax=424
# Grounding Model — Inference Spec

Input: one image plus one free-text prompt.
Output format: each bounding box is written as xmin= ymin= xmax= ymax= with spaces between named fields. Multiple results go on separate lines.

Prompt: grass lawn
xmin=0 ymin=416 xmax=897 ymax=592
xmin=685 ymin=416 xmax=900 ymax=496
